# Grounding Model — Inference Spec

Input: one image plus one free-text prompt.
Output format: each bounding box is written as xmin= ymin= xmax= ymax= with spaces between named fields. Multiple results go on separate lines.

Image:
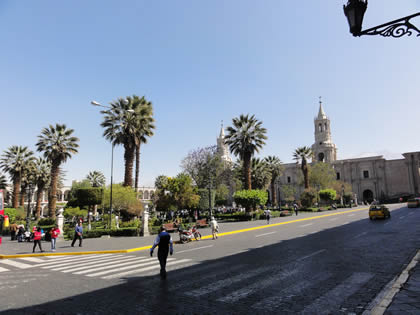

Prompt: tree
xmin=33 ymin=158 xmax=51 ymax=219
xmin=331 ymin=181 xmax=353 ymax=202
xmin=0 ymin=146 xmax=34 ymax=209
xmin=36 ymin=124 xmax=79 ymax=218
xmin=233 ymin=189 xmax=268 ymax=212
xmin=129 ymin=96 xmax=155 ymax=190
xmin=181 ymin=146 xmax=223 ymax=188
xmin=293 ymin=146 xmax=313 ymax=189
xmin=264 ymin=156 xmax=283 ymax=206
xmin=308 ymin=162 xmax=335 ymax=191
xmin=225 ymin=114 xmax=267 ymax=190
xmin=198 ymin=188 xmax=216 ymax=210
xmin=100 ymin=96 xmax=155 ymax=188
xmin=319 ymin=189 xmax=337 ymax=205
xmin=86 ymin=171 xmax=106 ymax=187
xmin=280 ymin=184 xmax=296 ymax=203
xmin=215 ymin=184 xmax=229 ymax=206
xmin=0 ymin=174 xmax=7 ymax=189
xmin=73 ymin=188 xmax=103 ymax=209
xmin=103 ymin=184 xmax=143 ymax=218
xmin=300 ymin=188 xmax=318 ymax=208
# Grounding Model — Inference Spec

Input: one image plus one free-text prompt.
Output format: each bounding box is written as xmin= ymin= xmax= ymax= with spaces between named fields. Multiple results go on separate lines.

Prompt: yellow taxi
xmin=369 ymin=204 xmax=391 ymax=220
xmin=407 ymin=198 xmax=420 ymax=208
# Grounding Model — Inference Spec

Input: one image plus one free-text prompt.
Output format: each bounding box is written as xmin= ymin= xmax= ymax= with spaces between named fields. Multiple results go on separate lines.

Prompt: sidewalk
xmin=0 ymin=206 xmax=367 ymax=257
xmin=384 ymin=250 xmax=420 ymax=314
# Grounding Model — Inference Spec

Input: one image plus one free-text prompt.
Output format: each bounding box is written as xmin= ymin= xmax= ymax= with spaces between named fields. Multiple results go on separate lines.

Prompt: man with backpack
xmin=150 ymin=226 xmax=173 ymax=279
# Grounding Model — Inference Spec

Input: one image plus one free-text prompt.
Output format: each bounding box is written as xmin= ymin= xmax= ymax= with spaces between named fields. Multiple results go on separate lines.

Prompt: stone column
xmin=56 ymin=208 xmax=65 ymax=240
xmin=142 ymin=205 xmax=150 ymax=237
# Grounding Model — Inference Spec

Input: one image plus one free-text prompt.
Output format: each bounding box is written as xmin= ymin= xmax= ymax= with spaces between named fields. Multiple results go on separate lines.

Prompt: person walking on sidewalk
xmin=265 ymin=209 xmax=271 ymax=224
xmin=150 ymin=226 xmax=173 ymax=279
xmin=50 ymin=225 xmax=60 ymax=251
xmin=293 ymin=202 xmax=299 ymax=216
xmin=32 ymin=227 xmax=44 ymax=253
xmin=210 ymin=216 xmax=219 ymax=240
xmin=71 ymin=221 xmax=83 ymax=247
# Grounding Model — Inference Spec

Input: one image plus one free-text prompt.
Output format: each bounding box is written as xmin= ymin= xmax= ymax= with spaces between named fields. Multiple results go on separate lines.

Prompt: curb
xmin=0 ymin=207 xmax=368 ymax=259
xmin=364 ymin=249 xmax=420 ymax=315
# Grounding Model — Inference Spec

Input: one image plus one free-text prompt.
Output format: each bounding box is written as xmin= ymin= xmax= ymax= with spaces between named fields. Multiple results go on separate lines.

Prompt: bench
xmin=196 ymin=219 xmax=208 ymax=228
xmin=163 ymin=223 xmax=177 ymax=233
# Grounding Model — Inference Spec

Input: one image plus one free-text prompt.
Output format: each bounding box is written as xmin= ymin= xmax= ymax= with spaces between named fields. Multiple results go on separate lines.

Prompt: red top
xmin=51 ymin=228 xmax=60 ymax=239
xmin=33 ymin=231 xmax=41 ymax=241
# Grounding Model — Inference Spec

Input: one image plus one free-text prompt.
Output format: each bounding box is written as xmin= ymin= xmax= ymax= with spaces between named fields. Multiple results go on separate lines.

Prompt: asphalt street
xmin=0 ymin=204 xmax=419 ymax=314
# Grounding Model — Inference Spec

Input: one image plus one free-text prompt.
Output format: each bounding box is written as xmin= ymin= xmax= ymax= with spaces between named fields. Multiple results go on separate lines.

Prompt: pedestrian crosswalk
xmin=0 ymin=254 xmax=194 ymax=280
xmin=0 ymin=253 xmax=377 ymax=312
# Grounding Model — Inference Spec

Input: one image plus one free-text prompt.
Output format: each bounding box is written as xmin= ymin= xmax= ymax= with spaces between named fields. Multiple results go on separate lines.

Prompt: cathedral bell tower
xmin=217 ymin=121 xmax=232 ymax=163
xmin=311 ymin=98 xmax=337 ymax=163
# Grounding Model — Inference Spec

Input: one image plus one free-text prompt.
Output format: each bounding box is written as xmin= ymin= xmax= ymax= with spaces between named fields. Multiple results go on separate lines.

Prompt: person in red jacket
xmin=50 ymin=225 xmax=60 ymax=251
xmin=32 ymin=227 xmax=44 ymax=253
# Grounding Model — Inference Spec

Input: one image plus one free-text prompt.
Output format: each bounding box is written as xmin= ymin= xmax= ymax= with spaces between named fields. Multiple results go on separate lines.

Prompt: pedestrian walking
xmin=150 ymin=226 xmax=173 ymax=279
xmin=32 ymin=227 xmax=44 ymax=253
xmin=50 ymin=225 xmax=60 ymax=251
xmin=265 ymin=209 xmax=271 ymax=224
xmin=210 ymin=216 xmax=219 ymax=240
xmin=10 ymin=223 xmax=18 ymax=241
xmin=293 ymin=203 xmax=299 ymax=216
xmin=71 ymin=221 xmax=83 ymax=247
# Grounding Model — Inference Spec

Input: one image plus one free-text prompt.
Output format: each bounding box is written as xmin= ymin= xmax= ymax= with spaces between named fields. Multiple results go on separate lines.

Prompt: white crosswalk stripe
xmin=251 ymin=272 xmax=332 ymax=311
xmin=47 ymin=255 xmax=126 ymax=271
xmin=18 ymin=257 xmax=45 ymax=263
xmin=0 ymin=267 xmax=9 ymax=273
xmin=184 ymin=265 xmax=274 ymax=297
xmin=72 ymin=257 xmax=152 ymax=275
xmin=217 ymin=268 xmax=299 ymax=303
xmin=101 ymin=259 xmax=193 ymax=280
xmin=52 ymin=256 xmax=139 ymax=272
xmin=0 ymin=259 xmax=33 ymax=269
xmin=301 ymin=272 xmax=373 ymax=314
xmin=38 ymin=254 xmax=116 ymax=268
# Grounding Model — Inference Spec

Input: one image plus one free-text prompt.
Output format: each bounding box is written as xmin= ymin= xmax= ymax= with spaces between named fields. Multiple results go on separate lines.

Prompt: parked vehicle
xmin=407 ymin=198 xmax=420 ymax=208
xmin=178 ymin=225 xmax=201 ymax=243
xmin=369 ymin=204 xmax=391 ymax=220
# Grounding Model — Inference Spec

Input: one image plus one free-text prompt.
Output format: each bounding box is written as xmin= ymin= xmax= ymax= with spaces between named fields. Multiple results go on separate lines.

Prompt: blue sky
xmin=1 ymin=1 xmax=420 ymax=187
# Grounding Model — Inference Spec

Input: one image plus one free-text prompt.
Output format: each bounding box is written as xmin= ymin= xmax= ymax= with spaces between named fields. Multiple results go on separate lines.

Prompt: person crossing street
xmin=150 ymin=226 xmax=173 ymax=279
xmin=71 ymin=221 xmax=83 ymax=247
xmin=210 ymin=216 xmax=219 ymax=240
xmin=32 ymin=227 xmax=44 ymax=253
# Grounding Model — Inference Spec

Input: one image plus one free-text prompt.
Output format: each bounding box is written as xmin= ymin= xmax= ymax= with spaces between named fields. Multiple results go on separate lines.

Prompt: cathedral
xmin=276 ymin=100 xmax=420 ymax=203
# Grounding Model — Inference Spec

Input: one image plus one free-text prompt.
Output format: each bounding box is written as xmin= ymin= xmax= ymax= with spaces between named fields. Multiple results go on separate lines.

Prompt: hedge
xmin=64 ymin=227 xmax=138 ymax=240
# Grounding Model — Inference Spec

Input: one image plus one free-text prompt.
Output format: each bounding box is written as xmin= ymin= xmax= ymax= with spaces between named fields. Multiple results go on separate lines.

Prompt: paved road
xmin=0 ymin=204 xmax=419 ymax=314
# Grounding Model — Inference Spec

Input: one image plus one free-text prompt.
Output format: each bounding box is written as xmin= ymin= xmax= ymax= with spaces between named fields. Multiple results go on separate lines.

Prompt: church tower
xmin=311 ymin=98 xmax=337 ymax=162
xmin=217 ymin=121 xmax=232 ymax=163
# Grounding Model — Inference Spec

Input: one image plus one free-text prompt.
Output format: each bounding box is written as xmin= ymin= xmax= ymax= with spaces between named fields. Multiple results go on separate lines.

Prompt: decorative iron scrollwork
xmin=360 ymin=13 xmax=420 ymax=38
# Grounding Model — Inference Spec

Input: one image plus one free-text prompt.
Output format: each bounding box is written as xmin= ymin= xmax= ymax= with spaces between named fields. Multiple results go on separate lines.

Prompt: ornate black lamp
xmin=343 ymin=0 xmax=420 ymax=38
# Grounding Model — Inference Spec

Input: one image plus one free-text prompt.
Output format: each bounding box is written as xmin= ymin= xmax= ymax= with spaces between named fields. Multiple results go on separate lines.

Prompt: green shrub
xmin=38 ymin=218 xmax=55 ymax=226
xmin=233 ymin=190 xmax=268 ymax=211
xmin=63 ymin=207 xmax=88 ymax=220
xmin=319 ymin=189 xmax=337 ymax=203
xmin=4 ymin=208 xmax=26 ymax=223
xmin=300 ymin=189 xmax=318 ymax=208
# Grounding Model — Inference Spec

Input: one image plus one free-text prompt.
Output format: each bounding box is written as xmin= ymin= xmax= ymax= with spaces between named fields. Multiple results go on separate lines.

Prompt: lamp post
xmin=25 ymin=184 xmax=34 ymax=232
xmin=343 ymin=0 xmax=420 ymax=38
xmin=341 ymin=184 xmax=345 ymax=207
xmin=90 ymin=99 xmax=132 ymax=228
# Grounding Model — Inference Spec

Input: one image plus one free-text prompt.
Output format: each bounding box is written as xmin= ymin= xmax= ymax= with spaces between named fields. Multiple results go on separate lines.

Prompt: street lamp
xmin=341 ymin=184 xmax=345 ymax=207
xmin=90 ymin=99 xmax=132 ymax=228
xmin=343 ymin=0 xmax=420 ymax=38
xmin=25 ymin=183 xmax=34 ymax=232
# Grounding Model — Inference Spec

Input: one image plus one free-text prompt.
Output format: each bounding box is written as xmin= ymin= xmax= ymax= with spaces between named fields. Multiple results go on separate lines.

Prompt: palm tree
xmin=0 ymin=146 xmax=34 ymax=208
xmin=225 ymin=114 xmax=267 ymax=190
xmin=250 ymin=158 xmax=271 ymax=190
xmin=36 ymin=124 xmax=79 ymax=218
xmin=86 ymin=171 xmax=106 ymax=187
xmin=0 ymin=174 xmax=7 ymax=189
xmin=264 ymin=156 xmax=283 ymax=206
xmin=293 ymin=146 xmax=313 ymax=189
xmin=34 ymin=158 xmax=51 ymax=219
xmin=100 ymin=96 xmax=155 ymax=188
xmin=129 ymin=96 xmax=155 ymax=190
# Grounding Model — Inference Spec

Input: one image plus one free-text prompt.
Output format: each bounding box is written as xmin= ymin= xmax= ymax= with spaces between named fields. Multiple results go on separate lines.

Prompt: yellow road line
xmin=0 ymin=207 xmax=368 ymax=259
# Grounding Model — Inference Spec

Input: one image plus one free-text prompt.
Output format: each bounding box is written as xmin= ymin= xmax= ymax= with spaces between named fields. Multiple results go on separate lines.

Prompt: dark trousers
xmin=71 ymin=234 xmax=83 ymax=247
xmin=295 ymin=209 xmax=298 ymax=215
xmin=158 ymin=249 xmax=169 ymax=279
xmin=33 ymin=240 xmax=43 ymax=252
xmin=11 ymin=231 xmax=16 ymax=241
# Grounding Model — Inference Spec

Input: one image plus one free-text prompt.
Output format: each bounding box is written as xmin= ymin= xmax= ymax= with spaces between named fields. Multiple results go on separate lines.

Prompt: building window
xmin=363 ymin=170 xmax=369 ymax=179
xmin=336 ymin=172 xmax=340 ymax=180
xmin=287 ymin=176 xmax=291 ymax=183
xmin=319 ymin=124 xmax=322 ymax=132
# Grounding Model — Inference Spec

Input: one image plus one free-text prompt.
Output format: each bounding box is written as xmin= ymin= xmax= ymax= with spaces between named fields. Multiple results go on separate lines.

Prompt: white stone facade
xmin=276 ymin=102 xmax=420 ymax=203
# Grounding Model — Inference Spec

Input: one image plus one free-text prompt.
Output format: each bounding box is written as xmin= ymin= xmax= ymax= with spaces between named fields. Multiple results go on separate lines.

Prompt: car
xmin=407 ymin=198 xmax=420 ymax=208
xmin=369 ymin=204 xmax=391 ymax=220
